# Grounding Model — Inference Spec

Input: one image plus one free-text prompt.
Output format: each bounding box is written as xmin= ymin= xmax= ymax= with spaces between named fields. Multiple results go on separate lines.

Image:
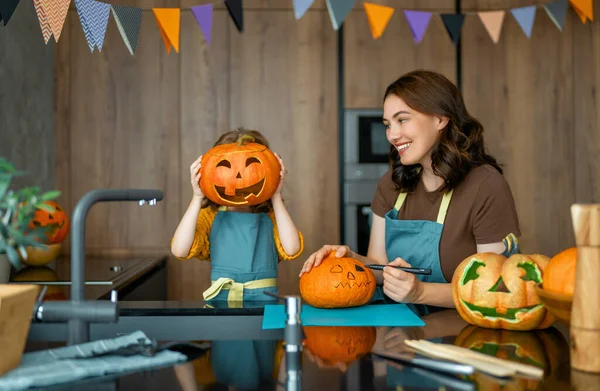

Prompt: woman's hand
xmin=190 ymin=156 xmax=204 ymax=200
xmin=299 ymin=245 xmax=354 ymax=277
xmin=382 ymin=258 xmax=424 ymax=303
xmin=273 ymin=153 xmax=285 ymax=200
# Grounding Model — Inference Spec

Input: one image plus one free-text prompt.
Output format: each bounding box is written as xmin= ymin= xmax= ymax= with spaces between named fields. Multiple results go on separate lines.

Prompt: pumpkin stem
xmin=237 ymin=134 xmax=256 ymax=145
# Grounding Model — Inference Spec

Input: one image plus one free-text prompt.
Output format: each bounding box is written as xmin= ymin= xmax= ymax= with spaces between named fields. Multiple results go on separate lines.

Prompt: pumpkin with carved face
xmin=199 ymin=136 xmax=280 ymax=207
xmin=452 ymin=253 xmax=555 ymax=331
xmin=300 ymin=253 xmax=376 ymax=308
xmin=27 ymin=200 xmax=69 ymax=244
xmin=303 ymin=326 xmax=376 ymax=365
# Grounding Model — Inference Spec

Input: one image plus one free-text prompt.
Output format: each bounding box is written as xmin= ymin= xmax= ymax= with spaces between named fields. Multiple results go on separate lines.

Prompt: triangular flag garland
xmin=153 ymin=8 xmax=180 ymax=53
xmin=4 ymin=0 xmax=600 ymax=52
xmin=544 ymin=0 xmax=569 ymax=31
xmin=191 ymin=4 xmax=213 ymax=44
xmin=0 ymin=0 xmax=20 ymax=26
xmin=478 ymin=11 xmax=505 ymax=43
xmin=75 ymin=0 xmax=111 ymax=53
xmin=441 ymin=14 xmax=465 ymax=44
xmin=511 ymin=5 xmax=537 ymax=38
xmin=111 ymin=4 xmax=142 ymax=55
xmin=364 ymin=2 xmax=394 ymax=39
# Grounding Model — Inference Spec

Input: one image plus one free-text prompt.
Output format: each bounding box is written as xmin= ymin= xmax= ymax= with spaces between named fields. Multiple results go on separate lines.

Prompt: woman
xmin=300 ymin=70 xmax=520 ymax=310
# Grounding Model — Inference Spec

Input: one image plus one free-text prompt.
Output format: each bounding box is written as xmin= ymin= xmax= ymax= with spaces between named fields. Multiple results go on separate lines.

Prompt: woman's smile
xmin=395 ymin=142 xmax=412 ymax=155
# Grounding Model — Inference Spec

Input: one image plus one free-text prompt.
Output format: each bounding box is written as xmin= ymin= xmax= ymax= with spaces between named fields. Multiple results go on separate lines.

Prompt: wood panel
xmin=228 ymin=9 xmax=338 ymax=295
xmin=344 ymin=0 xmax=457 ymax=108
xmin=461 ymin=0 xmax=575 ymax=257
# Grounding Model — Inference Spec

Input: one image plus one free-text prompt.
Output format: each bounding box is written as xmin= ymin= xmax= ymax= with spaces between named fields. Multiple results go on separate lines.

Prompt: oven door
xmin=344 ymin=204 xmax=374 ymax=256
xmin=358 ymin=116 xmax=389 ymax=164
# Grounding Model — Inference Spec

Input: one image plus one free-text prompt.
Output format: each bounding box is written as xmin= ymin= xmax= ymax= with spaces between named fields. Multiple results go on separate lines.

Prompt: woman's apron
xmin=202 ymin=209 xmax=278 ymax=304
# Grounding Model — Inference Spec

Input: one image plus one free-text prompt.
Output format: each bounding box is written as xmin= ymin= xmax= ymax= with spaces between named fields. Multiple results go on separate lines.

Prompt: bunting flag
xmin=544 ymin=0 xmax=568 ymax=30
xmin=0 ymin=0 xmax=20 ymax=26
xmin=570 ymin=0 xmax=593 ymax=23
xmin=111 ymin=5 xmax=142 ymax=55
xmin=293 ymin=0 xmax=314 ymax=20
xmin=153 ymin=8 xmax=180 ymax=53
xmin=511 ymin=5 xmax=537 ymax=38
xmin=404 ymin=10 xmax=432 ymax=43
xmin=326 ymin=0 xmax=355 ymax=30
xmin=33 ymin=0 xmax=51 ymax=43
xmin=364 ymin=3 xmax=394 ymax=39
xmin=441 ymin=13 xmax=465 ymax=43
xmin=75 ymin=0 xmax=111 ymax=52
xmin=38 ymin=0 xmax=70 ymax=42
xmin=225 ymin=0 xmax=243 ymax=32
xmin=191 ymin=4 xmax=213 ymax=44
xmin=478 ymin=11 xmax=505 ymax=43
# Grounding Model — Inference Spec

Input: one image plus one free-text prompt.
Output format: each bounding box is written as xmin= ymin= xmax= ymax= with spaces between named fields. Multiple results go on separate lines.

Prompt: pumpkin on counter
xmin=303 ymin=326 xmax=376 ymax=366
xmin=299 ymin=253 xmax=376 ymax=308
xmin=200 ymin=135 xmax=280 ymax=207
xmin=452 ymin=253 xmax=555 ymax=330
xmin=28 ymin=200 xmax=69 ymax=245
xmin=543 ymin=247 xmax=577 ymax=296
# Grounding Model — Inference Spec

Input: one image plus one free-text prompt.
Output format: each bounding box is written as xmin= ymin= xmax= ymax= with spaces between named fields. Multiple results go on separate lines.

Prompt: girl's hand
xmin=299 ymin=245 xmax=354 ymax=277
xmin=273 ymin=153 xmax=286 ymax=199
xmin=382 ymin=258 xmax=423 ymax=303
xmin=190 ymin=156 xmax=204 ymax=200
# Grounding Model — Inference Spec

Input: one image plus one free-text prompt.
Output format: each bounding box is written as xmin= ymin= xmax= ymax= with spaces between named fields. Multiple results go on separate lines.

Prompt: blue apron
xmin=211 ymin=340 xmax=276 ymax=389
xmin=202 ymin=209 xmax=279 ymax=304
xmin=372 ymin=190 xmax=453 ymax=316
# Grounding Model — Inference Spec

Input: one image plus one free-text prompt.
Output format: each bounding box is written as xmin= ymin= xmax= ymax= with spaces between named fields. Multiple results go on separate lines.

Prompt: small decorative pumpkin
xmin=543 ymin=247 xmax=577 ymax=296
xmin=303 ymin=326 xmax=376 ymax=365
xmin=28 ymin=200 xmax=69 ymax=244
xmin=199 ymin=135 xmax=280 ymax=207
xmin=454 ymin=325 xmax=568 ymax=390
xmin=452 ymin=253 xmax=555 ymax=330
xmin=299 ymin=253 xmax=376 ymax=308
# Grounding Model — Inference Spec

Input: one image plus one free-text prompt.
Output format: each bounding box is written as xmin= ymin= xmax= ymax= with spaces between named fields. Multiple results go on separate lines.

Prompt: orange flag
xmin=153 ymin=8 xmax=180 ymax=53
xmin=364 ymin=2 xmax=394 ymax=39
xmin=478 ymin=10 xmax=505 ymax=44
xmin=570 ymin=0 xmax=593 ymax=23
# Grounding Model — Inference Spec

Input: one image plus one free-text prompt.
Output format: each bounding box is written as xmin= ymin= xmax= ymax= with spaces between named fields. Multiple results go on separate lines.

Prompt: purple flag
xmin=404 ymin=10 xmax=432 ymax=44
xmin=191 ymin=4 xmax=213 ymax=44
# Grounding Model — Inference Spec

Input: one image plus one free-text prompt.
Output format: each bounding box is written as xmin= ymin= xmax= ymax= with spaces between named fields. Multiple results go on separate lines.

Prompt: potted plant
xmin=0 ymin=157 xmax=61 ymax=283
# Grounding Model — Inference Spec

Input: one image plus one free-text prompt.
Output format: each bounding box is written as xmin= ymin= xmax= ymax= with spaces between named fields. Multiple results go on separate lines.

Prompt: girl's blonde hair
xmin=202 ymin=128 xmax=275 ymax=213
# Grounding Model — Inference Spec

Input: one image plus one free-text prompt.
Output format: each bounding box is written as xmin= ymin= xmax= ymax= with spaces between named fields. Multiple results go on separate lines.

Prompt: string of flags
xmin=0 ymin=0 xmax=594 ymax=54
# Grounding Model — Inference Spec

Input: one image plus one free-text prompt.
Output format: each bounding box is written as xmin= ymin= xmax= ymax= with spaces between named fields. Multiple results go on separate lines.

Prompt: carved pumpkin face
xmin=299 ymin=253 xmax=376 ymax=308
xmin=28 ymin=201 xmax=70 ymax=245
xmin=452 ymin=253 xmax=555 ymax=331
xmin=200 ymin=139 xmax=280 ymax=207
xmin=303 ymin=326 xmax=376 ymax=365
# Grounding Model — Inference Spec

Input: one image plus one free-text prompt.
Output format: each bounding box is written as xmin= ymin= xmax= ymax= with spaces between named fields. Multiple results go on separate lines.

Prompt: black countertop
xmin=21 ymin=304 xmax=592 ymax=391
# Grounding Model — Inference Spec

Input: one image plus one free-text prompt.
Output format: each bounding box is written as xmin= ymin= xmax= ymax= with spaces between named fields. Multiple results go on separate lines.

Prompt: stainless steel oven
xmin=342 ymin=109 xmax=389 ymax=254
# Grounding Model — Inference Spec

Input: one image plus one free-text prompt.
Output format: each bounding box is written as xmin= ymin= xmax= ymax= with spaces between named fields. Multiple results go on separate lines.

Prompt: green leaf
xmin=40 ymin=190 xmax=61 ymax=201
xmin=6 ymin=245 xmax=22 ymax=269
xmin=36 ymin=203 xmax=56 ymax=213
xmin=18 ymin=245 xmax=27 ymax=259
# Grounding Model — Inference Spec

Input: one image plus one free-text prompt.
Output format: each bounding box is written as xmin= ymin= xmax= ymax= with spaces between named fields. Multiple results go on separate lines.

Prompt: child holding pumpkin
xmin=171 ymin=129 xmax=304 ymax=303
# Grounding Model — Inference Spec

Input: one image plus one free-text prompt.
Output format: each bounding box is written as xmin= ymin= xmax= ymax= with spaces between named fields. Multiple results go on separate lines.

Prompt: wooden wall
xmin=55 ymin=1 xmax=337 ymax=298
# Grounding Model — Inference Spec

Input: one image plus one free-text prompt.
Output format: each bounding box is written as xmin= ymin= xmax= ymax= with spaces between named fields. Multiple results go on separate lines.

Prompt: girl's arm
xmin=171 ymin=195 xmax=203 ymax=258
xmin=271 ymin=195 xmax=301 ymax=256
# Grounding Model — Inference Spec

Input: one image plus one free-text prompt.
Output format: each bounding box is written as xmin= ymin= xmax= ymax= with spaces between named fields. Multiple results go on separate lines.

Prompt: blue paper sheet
xmin=261 ymin=303 xmax=425 ymax=329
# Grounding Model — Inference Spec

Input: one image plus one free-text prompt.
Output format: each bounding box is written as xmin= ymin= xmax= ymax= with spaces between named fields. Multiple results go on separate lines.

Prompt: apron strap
xmin=203 ymin=277 xmax=277 ymax=302
xmin=392 ymin=189 xmax=454 ymax=224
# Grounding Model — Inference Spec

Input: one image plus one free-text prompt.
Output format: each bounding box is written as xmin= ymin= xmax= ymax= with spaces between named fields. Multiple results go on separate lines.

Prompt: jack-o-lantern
xmin=303 ymin=326 xmax=376 ymax=365
xmin=299 ymin=253 xmax=376 ymax=308
xmin=452 ymin=253 xmax=555 ymax=331
xmin=454 ymin=325 xmax=568 ymax=391
xmin=199 ymin=135 xmax=280 ymax=207
xmin=28 ymin=200 xmax=69 ymax=245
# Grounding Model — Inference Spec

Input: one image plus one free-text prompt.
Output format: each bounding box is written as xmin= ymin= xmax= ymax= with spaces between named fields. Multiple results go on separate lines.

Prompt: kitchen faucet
xmin=33 ymin=189 xmax=164 ymax=345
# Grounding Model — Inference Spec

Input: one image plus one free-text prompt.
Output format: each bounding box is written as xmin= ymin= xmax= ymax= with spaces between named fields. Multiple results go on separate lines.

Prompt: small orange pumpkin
xmin=200 ymin=135 xmax=280 ymax=207
xmin=300 ymin=253 xmax=376 ymax=308
xmin=543 ymin=247 xmax=577 ymax=296
xmin=303 ymin=326 xmax=376 ymax=365
xmin=452 ymin=253 xmax=554 ymax=330
xmin=28 ymin=201 xmax=69 ymax=244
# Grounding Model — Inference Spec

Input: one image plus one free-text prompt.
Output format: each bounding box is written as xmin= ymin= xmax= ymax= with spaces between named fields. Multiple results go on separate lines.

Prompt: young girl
xmin=171 ymin=129 xmax=304 ymax=303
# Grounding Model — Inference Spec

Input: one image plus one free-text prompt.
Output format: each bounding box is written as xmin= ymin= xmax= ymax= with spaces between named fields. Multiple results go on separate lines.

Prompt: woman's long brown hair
xmin=384 ymin=70 xmax=502 ymax=192
xmin=202 ymin=128 xmax=274 ymax=213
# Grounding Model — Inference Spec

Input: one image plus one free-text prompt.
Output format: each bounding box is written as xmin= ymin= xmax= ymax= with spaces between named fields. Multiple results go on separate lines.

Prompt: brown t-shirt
xmin=371 ymin=164 xmax=521 ymax=282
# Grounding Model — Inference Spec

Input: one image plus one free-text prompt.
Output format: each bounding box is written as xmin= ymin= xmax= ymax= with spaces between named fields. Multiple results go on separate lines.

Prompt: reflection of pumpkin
xmin=299 ymin=253 xmax=376 ymax=308
xmin=192 ymin=350 xmax=217 ymax=385
xmin=303 ymin=326 xmax=376 ymax=365
xmin=543 ymin=247 xmax=577 ymax=296
xmin=28 ymin=201 xmax=69 ymax=244
xmin=452 ymin=253 xmax=554 ymax=330
xmin=455 ymin=325 xmax=568 ymax=391
xmin=12 ymin=266 xmax=67 ymax=301
xmin=200 ymin=136 xmax=280 ymax=207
